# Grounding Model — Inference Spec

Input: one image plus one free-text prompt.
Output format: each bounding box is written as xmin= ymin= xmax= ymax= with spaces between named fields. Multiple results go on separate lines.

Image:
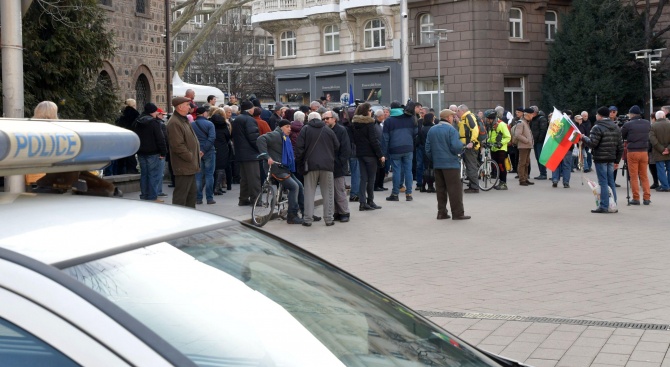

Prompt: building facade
xmin=99 ymin=0 xmax=168 ymax=110
xmin=252 ymin=0 xmax=404 ymax=106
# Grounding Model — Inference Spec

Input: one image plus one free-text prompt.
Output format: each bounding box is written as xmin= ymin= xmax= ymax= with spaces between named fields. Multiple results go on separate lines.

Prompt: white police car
xmin=0 ymin=120 xmax=528 ymax=366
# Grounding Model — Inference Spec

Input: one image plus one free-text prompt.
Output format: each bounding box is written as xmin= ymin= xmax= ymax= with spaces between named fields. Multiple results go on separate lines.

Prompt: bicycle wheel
xmin=252 ymin=184 xmax=276 ymax=227
xmin=276 ymin=186 xmax=289 ymax=220
xmin=478 ymin=159 xmax=500 ymax=191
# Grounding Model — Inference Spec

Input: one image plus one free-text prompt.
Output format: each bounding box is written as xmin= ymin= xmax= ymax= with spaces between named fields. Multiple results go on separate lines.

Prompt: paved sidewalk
xmin=124 ymin=166 xmax=670 ymax=367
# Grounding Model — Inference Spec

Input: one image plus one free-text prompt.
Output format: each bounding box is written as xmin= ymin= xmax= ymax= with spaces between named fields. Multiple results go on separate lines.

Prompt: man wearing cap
xmin=232 ymin=99 xmax=261 ymax=206
xmin=132 ymin=102 xmax=168 ymax=202
xmin=484 ymin=109 xmax=511 ymax=190
xmin=192 ymin=106 xmax=217 ymax=205
xmin=580 ymin=106 xmax=624 ymax=213
xmin=517 ymin=108 xmax=535 ymax=186
xmin=456 ymin=104 xmax=480 ymax=193
xmin=167 ymin=96 xmax=201 ymax=208
xmin=268 ymin=102 xmax=284 ymax=131
xmin=257 ymin=119 xmax=305 ymax=225
xmin=621 ymin=105 xmax=652 ymax=204
xmin=529 ymin=106 xmax=548 ymax=180
xmin=508 ymin=107 xmax=524 ymax=174
xmin=425 ymin=109 xmax=470 ymax=220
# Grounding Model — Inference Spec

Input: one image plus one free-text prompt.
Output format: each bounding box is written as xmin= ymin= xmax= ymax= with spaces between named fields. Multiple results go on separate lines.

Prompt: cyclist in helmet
xmin=484 ymin=109 xmax=511 ymax=190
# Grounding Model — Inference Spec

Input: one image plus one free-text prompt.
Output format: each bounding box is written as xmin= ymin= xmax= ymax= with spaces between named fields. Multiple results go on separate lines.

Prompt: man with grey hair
xmin=456 ymin=104 xmax=480 ymax=193
xmin=310 ymin=101 xmax=321 ymax=112
xmin=296 ymin=111 xmax=340 ymax=226
xmin=324 ymin=110 xmax=352 ymax=222
xmin=230 ymin=105 xmax=239 ymax=121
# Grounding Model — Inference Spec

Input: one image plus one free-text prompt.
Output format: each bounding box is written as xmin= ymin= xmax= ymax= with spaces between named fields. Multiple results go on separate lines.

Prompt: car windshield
xmin=64 ymin=223 xmax=499 ymax=367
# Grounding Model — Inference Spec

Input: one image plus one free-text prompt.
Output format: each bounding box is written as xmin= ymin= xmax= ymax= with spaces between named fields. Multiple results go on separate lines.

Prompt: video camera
xmin=617 ymin=115 xmax=629 ymax=128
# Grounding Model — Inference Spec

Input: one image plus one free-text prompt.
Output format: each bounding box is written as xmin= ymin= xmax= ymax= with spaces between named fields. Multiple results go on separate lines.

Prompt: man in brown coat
xmin=649 ymin=110 xmax=670 ymax=192
xmin=515 ymin=108 xmax=535 ymax=186
xmin=167 ymin=96 xmax=201 ymax=208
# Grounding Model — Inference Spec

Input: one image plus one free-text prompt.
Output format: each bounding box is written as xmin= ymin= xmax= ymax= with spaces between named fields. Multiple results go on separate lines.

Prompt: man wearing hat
xmin=529 ymin=106 xmax=548 ymax=180
xmin=621 ymin=105 xmax=652 ymax=204
xmin=518 ymin=108 xmax=535 ymax=186
xmin=508 ymin=107 xmax=525 ymax=174
xmin=132 ymin=102 xmax=168 ymax=202
xmin=580 ymin=106 xmax=624 ymax=213
xmin=192 ymin=106 xmax=217 ymax=205
xmin=484 ymin=109 xmax=511 ymax=190
xmin=268 ymin=102 xmax=285 ymax=131
xmin=232 ymin=99 xmax=262 ymax=206
xmin=425 ymin=109 xmax=470 ymax=220
xmin=167 ymin=96 xmax=201 ymax=208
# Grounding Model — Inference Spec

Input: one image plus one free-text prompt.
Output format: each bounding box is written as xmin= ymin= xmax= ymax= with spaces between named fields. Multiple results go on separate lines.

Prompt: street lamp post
xmin=422 ymin=28 xmax=452 ymax=112
xmin=631 ymin=48 xmax=665 ymax=118
xmin=217 ymin=63 xmax=235 ymax=103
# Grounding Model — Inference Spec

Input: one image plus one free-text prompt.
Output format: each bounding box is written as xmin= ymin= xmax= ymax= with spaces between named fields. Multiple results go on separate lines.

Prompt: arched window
xmin=419 ymin=14 xmax=434 ymax=45
xmin=509 ymin=8 xmax=523 ymax=39
xmin=280 ymin=31 xmax=296 ymax=58
xmin=364 ymin=19 xmax=386 ymax=49
xmin=135 ymin=74 xmax=151 ymax=109
xmin=545 ymin=11 xmax=557 ymax=41
xmin=324 ymin=24 xmax=340 ymax=53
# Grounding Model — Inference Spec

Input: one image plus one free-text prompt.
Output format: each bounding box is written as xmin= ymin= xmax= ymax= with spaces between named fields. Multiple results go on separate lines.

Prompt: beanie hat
xmin=597 ymin=106 xmax=610 ymax=117
xmin=484 ymin=109 xmax=497 ymax=119
xmin=278 ymin=119 xmax=291 ymax=127
xmin=240 ymin=99 xmax=254 ymax=111
xmin=195 ymin=106 xmax=208 ymax=115
xmin=252 ymin=98 xmax=261 ymax=107
xmin=144 ymin=102 xmax=158 ymax=114
xmin=629 ymin=105 xmax=642 ymax=115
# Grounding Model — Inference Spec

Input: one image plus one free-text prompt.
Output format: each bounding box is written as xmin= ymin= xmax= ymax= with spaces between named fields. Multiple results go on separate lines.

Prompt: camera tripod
xmin=621 ymin=143 xmax=631 ymax=206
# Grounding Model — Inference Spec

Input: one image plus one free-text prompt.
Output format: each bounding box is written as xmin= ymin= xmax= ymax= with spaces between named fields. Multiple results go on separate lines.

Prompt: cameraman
xmin=621 ymin=106 xmax=651 ymax=205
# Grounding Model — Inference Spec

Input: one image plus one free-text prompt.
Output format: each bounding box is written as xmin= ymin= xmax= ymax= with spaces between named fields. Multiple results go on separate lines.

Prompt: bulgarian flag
xmin=539 ymin=107 xmax=581 ymax=171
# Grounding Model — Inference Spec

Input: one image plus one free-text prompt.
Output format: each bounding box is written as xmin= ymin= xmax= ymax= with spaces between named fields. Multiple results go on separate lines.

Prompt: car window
xmin=0 ymin=317 xmax=79 ymax=367
xmin=65 ymin=223 xmax=498 ymax=367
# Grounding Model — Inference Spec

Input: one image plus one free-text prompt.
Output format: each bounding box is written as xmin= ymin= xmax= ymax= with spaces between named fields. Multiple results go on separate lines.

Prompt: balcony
xmin=252 ymin=0 xmax=338 ymax=15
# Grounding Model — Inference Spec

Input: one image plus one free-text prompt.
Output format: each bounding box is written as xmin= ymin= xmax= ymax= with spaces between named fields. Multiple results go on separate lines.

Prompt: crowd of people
xmin=106 ymin=87 xmax=670 ymax=220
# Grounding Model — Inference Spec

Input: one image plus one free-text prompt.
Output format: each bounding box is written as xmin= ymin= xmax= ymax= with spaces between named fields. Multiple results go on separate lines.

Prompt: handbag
xmin=504 ymin=156 xmax=512 ymax=171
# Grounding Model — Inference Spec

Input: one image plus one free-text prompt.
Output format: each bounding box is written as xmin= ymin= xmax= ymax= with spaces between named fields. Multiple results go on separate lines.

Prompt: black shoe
xmin=406 ymin=195 xmax=413 ymax=201
xmin=333 ymin=213 xmax=342 ymax=221
xmin=368 ymin=201 xmax=382 ymax=209
xmin=656 ymin=187 xmax=670 ymax=192
xmin=427 ymin=186 xmax=436 ymax=193
xmin=302 ymin=222 xmax=312 ymax=227
xmin=615 ymin=183 xmax=621 ymax=188
xmin=196 ymin=200 xmax=203 ymax=205
xmin=238 ymin=200 xmax=251 ymax=206
xmin=591 ymin=207 xmax=609 ymax=213
xmin=158 ymin=193 xmax=168 ymax=197
xmin=287 ymin=215 xmax=304 ymax=224
xmin=534 ymin=175 xmax=547 ymax=180
xmin=514 ymin=175 xmax=519 ymax=179
xmin=349 ymin=195 xmax=359 ymax=202
xmin=452 ymin=215 xmax=471 ymax=220
xmin=644 ymin=199 xmax=651 ymax=205
xmin=437 ymin=212 xmax=451 ymax=220
xmin=563 ymin=183 xmax=570 ymax=188
xmin=382 ymin=187 xmax=389 ymax=190
xmin=464 ymin=188 xmax=479 ymax=193
xmin=629 ymin=200 xmax=640 ymax=205
xmin=386 ymin=194 xmax=399 ymax=201
xmin=339 ymin=214 xmax=350 ymax=222
xmin=526 ymin=181 xmax=535 ymax=185
xmin=207 ymin=200 xmax=216 ymax=205
xmin=360 ymin=203 xmax=374 ymax=211
xmin=325 ymin=221 xmax=335 ymax=226
xmin=650 ymin=183 xmax=659 ymax=189
xmin=168 ymin=184 xmax=175 ymax=188
xmin=552 ymin=182 xmax=558 ymax=188
xmin=583 ymin=169 xmax=591 ymax=173
xmin=374 ymin=187 xmax=385 ymax=192
xmin=312 ymin=215 xmax=322 ymax=222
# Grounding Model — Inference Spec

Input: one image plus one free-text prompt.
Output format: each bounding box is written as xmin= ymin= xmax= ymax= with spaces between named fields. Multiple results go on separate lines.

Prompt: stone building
xmin=99 ymin=0 xmax=169 ymax=111
xmin=252 ymin=0 xmax=404 ymax=106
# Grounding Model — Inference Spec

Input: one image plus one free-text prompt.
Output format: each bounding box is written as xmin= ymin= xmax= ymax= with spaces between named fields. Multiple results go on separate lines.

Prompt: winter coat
xmin=515 ymin=120 xmax=534 ymax=149
xmin=289 ymin=120 xmax=304 ymax=152
xmin=621 ymin=118 xmax=651 ymax=152
xmin=133 ymin=113 xmax=167 ymax=156
xmin=295 ymin=118 xmax=340 ymax=174
xmin=530 ymin=113 xmax=548 ymax=145
xmin=191 ymin=116 xmax=216 ymax=155
xmin=352 ymin=115 xmax=383 ymax=159
xmin=254 ymin=115 xmax=272 ymax=135
xmin=331 ymin=122 xmax=352 ymax=178
xmin=231 ymin=111 xmax=260 ymax=162
xmin=382 ymin=112 xmax=417 ymax=155
xmin=167 ymin=112 xmax=200 ymax=175
xmin=268 ymin=112 xmax=282 ymax=131
xmin=116 ymin=106 xmax=139 ymax=130
xmin=210 ymin=114 xmax=232 ymax=169
xmin=256 ymin=128 xmax=292 ymax=177
xmin=582 ymin=118 xmax=624 ymax=163
xmin=649 ymin=118 xmax=670 ymax=162
xmin=425 ymin=121 xmax=464 ymax=170
xmin=487 ymin=120 xmax=512 ymax=152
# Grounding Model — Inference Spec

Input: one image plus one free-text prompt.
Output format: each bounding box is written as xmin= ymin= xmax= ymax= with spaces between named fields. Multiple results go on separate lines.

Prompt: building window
xmin=268 ymin=39 xmax=275 ymax=56
xmin=416 ymin=79 xmax=441 ymax=109
xmin=324 ymin=24 xmax=340 ymax=53
xmin=504 ymin=77 xmax=525 ymax=112
xmin=173 ymin=10 xmax=182 ymax=21
xmin=509 ymin=8 xmax=523 ymax=39
xmin=545 ymin=11 xmax=557 ymax=41
xmin=257 ymin=43 xmax=265 ymax=56
xmin=364 ymin=19 xmax=386 ymax=49
xmin=136 ymin=0 xmax=146 ymax=14
xmin=135 ymin=74 xmax=151 ymax=109
xmin=174 ymin=36 xmax=188 ymax=53
xmin=242 ymin=8 xmax=252 ymax=29
xmin=246 ymin=43 xmax=253 ymax=56
xmin=280 ymin=31 xmax=296 ymax=58
xmin=419 ymin=14 xmax=434 ymax=45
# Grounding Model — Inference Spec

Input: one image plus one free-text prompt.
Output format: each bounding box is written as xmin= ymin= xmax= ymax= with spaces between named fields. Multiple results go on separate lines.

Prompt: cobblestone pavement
xmin=127 ymin=166 xmax=670 ymax=367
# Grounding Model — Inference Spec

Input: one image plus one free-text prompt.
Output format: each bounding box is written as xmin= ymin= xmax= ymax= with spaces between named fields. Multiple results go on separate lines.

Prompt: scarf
xmin=282 ymin=133 xmax=296 ymax=172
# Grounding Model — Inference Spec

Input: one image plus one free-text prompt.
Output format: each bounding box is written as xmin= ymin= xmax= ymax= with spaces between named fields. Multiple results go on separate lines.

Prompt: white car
xmin=0 ymin=119 xmax=528 ymax=366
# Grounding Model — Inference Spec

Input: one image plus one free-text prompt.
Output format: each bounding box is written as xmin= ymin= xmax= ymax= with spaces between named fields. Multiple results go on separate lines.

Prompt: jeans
xmin=282 ymin=174 xmax=304 ymax=215
xmin=156 ymin=156 xmax=165 ymax=195
xmin=349 ymin=158 xmax=360 ymax=198
xmin=415 ymin=146 xmax=425 ymax=185
xmin=390 ymin=152 xmax=413 ymax=195
xmin=138 ymin=154 xmax=162 ymax=200
xmin=196 ymin=149 xmax=216 ymax=202
xmin=533 ymin=142 xmax=547 ymax=176
xmin=595 ymin=162 xmax=616 ymax=210
xmin=656 ymin=160 xmax=670 ymax=190
xmin=585 ymin=148 xmax=593 ymax=171
xmin=551 ymin=152 xmax=573 ymax=184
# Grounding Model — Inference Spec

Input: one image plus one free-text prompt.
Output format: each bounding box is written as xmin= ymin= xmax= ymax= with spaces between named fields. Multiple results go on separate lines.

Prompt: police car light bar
xmin=0 ymin=119 xmax=140 ymax=176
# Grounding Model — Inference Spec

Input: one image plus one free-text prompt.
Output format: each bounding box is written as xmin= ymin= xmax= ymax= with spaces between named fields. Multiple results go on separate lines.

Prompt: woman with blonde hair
xmin=33 ymin=101 xmax=58 ymax=119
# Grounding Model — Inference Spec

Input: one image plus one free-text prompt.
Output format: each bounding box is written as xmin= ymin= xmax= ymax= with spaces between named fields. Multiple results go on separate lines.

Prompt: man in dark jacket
xmin=232 ymin=99 xmax=261 ymax=206
xmin=167 ymin=97 xmax=201 ymax=208
xmin=257 ymin=119 xmax=304 ymax=224
xmin=325 ymin=110 xmax=352 ymax=222
xmin=621 ymin=105 xmax=651 ymax=205
xmin=192 ymin=106 xmax=217 ymax=205
xmin=581 ymin=106 xmax=624 ymax=213
xmin=295 ymin=112 xmax=340 ymax=226
xmin=383 ymin=101 xmax=418 ymax=201
xmin=530 ymin=106 xmax=549 ymax=179
xmin=268 ymin=102 xmax=284 ymax=131
xmin=133 ymin=102 xmax=168 ymax=202
xmin=115 ymin=99 xmax=140 ymax=174
xmin=649 ymin=111 xmax=670 ymax=191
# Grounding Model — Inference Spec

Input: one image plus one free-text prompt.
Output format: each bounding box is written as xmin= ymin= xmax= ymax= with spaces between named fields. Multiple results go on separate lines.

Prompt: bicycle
xmin=251 ymin=160 xmax=290 ymax=227
xmin=477 ymin=142 xmax=499 ymax=191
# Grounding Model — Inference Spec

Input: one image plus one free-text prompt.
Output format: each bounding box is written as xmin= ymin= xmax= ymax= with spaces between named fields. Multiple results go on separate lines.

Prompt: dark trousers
xmin=375 ymin=162 xmax=386 ymax=188
xmin=239 ymin=161 xmax=261 ymax=202
xmin=491 ymin=150 xmax=508 ymax=183
xmin=358 ymin=156 xmax=377 ymax=204
xmin=173 ymin=175 xmax=197 ymax=208
xmin=508 ymin=146 xmax=519 ymax=172
xmin=435 ymin=169 xmax=464 ymax=217
xmin=650 ymin=162 xmax=659 ymax=185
